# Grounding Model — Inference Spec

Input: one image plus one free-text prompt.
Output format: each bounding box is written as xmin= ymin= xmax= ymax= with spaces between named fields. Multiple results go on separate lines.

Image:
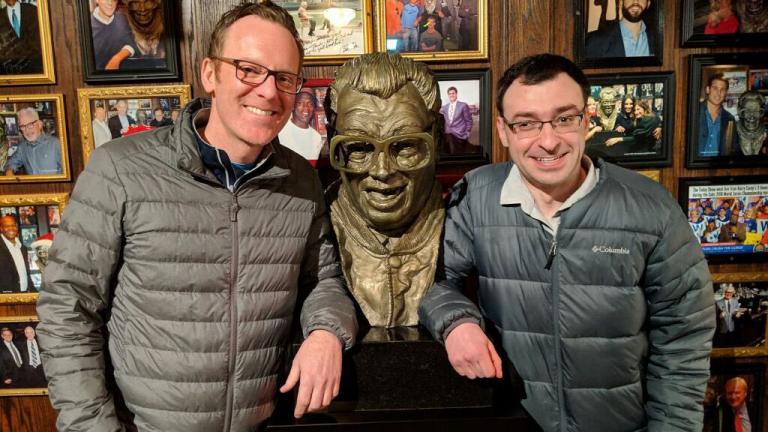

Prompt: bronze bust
xmin=325 ymin=53 xmax=445 ymax=328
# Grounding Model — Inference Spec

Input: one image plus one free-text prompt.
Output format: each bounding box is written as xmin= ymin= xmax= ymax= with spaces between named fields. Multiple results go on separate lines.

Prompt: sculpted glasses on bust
xmin=325 ymin=52 xmax=445 ymax=327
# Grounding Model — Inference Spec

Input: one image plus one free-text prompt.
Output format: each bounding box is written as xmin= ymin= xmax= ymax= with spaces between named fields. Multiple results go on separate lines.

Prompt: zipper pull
xmin=545 ymin=239 xmax=557 ymax=270
xmin=230 ymin=198 xmax=240 ymax=222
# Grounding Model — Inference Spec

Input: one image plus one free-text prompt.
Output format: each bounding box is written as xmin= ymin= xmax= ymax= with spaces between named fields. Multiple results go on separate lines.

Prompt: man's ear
xmin=495 ymin=116 xmax=510 ymax=149
xmin=200 ymin=58 xmax=217 ymax=95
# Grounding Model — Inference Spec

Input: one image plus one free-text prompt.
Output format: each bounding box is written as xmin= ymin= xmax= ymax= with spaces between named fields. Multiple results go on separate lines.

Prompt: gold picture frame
xmin=636 ymin=170 xmax=661 ymax=183
xmin=0 ymin=193 xmax=68 ymax=304
xmin=77 ymin=84 xmax=191 ymax=165
xmin=0 ymin=315 xmax=47 ymax=396
xmin=0 ymin=94 xmax=70 ymax=183
xmin=286 ymin=0 xmax=374 ymax=65
xmin=0 ymin=0 xmax=55 ymax=86
xmin=375 ymin=0 xmax=487 ymax=62
xmin=710 ymin=272 xmax=768 ymax=358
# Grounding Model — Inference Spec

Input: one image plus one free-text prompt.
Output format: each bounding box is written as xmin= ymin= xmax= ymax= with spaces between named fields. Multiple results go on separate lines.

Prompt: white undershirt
xmin=2 ymin=234 xmax=29 ymax=292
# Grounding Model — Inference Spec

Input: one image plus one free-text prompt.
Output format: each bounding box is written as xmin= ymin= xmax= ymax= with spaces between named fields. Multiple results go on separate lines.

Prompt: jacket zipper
xmin=547 ymin=233 xmax=567 ymax=431
xmin=223 ymin=194 xmax=240 ymax=432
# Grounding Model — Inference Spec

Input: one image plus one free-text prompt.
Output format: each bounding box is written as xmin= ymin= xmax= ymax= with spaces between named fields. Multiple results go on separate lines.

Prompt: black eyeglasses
xmin=505 ymin=110 xmax=586 ymax=139
xmin=211 ymin=56 xmax=303 ymax=95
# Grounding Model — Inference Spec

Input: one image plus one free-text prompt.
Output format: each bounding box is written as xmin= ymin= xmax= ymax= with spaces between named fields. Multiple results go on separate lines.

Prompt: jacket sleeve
xmin=299 ymin=172 xmax=357 ymax=350
xmin=643 ymin=198 xmax=715 ymax=432
xmin=35 ymin=148 xmax=127 ymax=432
xmin=418 ymin=177 xmax=484 ymax=343
xmin=461 ymin=104 xmax=473 ymax=137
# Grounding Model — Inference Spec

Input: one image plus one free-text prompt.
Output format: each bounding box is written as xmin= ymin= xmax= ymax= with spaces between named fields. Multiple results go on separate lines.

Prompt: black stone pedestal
xmin=267 ymin=326 xmax=538 ymax=431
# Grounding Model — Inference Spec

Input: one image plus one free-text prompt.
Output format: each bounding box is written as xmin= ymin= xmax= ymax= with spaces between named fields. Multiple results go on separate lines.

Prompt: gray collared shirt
xmin=5 ymin=133 xmax=62 ymax=175
xmin=499 ymin=157 xmax=599 ymax=236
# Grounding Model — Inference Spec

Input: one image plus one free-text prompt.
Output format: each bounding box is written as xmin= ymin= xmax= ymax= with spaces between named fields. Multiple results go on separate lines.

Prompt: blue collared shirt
xmin=619 ymin=20 xmax=649 ymax=57
xmin=5 ymin=133 xmax=62 ymax=175
xmin=701 ymin=104 xmax=723 ymax=157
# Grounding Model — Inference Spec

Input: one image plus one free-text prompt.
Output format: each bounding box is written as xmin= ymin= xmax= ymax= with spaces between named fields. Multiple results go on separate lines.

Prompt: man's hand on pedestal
xmin=445 ymin=322 xmax=503 ymax=380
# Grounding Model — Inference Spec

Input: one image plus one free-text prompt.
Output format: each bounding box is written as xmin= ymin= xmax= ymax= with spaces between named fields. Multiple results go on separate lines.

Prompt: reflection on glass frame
xmin=0 ymin=94 xmax=70 ymax=184
xmin=433 ymin=69 xmax=490 ymax=165
xmin=0 ymin=0 xmax=55 ymax=86
xmin=704 ymin=360 xmax=765 ymax=432
xmin=710 ymin=273 xmax=768 ymax=358
xmin=77 ymin=85 xmax=191 ymax=164
xmin=376 ymin=0 xmax=488 ymax=62
xmin=574 ymin=0 xmax=663 ymax=68
xmin=585 ymin=73 xmax=674 ymax=168
xmin=275 ymin=0 xmax=373 ymax=64
xmin=76 ymin=0 xmax=181 ymax=83
xmin=0 ymin=193 xmax=68 ymax=304
xmin=681 ymin=0 xmax=768 ymax=47
xmin=679 ymin=176 xmax=768 ymax=264
xmin=278 ymin=78 xmax=331 ymax=167
xmin=0 ymin=316 xmax=47 ymax=397
xmin=636 ymin=169 xmax=661 ymax=182
xmin=686 ymin=53 xmax=768 ymax=168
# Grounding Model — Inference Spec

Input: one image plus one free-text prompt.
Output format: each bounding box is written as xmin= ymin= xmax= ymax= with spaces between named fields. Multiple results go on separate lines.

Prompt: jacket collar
xmin=172 ymin=98 xmax=292 ymax=188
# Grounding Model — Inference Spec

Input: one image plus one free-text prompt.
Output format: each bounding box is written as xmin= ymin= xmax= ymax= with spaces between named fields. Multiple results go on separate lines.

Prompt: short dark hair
xmin=153 ymin=107 xmax=164 ymax=114
xmin=707 ymin=73 xmax=729 ymax=90
xmin=208 ymin=1 xmax=304 ymax=69
xmin=495 ymin=54 xmax=590 ymax=116
xmin=447 ymin=86 xmax=457 ymax=94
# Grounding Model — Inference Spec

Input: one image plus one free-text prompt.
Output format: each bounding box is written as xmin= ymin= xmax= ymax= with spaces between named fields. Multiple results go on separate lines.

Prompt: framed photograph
xmin=278 ymin=78 xmax=331 ymax=167
xmin=0 ymin=316 xmax=47 ymax=396
xmin=276 ymin=0 xmax=373 ymax=64
xmin=76 ymin=0 xmax=180 ymax=83
xmin=574 ymin=0 xmax=663 ymax=68
xmin=585 ymin=72 xmax=673 ymax=167
xmin=704 ymin=361 xmax=765 ymax=432
xmin=0 ymin=94 xmax=70 ymax=183
xmin=0 ymin=193 xmax=68 ymax=304
xmin=710 ymin=275 xmax=768 ymax=357
xmin=679 ymin=176 xmax=768 ymax=264
xmin=686 ymin=53 xmax=768 ymax=168
xmin=681 ymin=0 xmax=768 ymax=47
xmin=76 ymin=84 xmax=191 ymax=164
xmin=0 ymin=0 xmax=55 ymax=86
xmin=434 ymin=69 xmax=490 ymax=165
xmin=376 ymin=0 xmax=488 ymax=62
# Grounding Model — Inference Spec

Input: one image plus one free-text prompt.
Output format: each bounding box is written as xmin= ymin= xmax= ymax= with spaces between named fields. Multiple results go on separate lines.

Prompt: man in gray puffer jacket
xmin=36 ymin=2 xmax=357 ymax=431
xmin=419 ymin=54 xmax=715 ymax=431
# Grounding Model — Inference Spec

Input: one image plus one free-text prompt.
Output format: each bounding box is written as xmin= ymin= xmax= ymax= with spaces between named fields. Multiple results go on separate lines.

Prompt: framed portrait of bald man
xmin=76 ymin=84 xmax=191 ymax=164
xmin=76 ymin=0 xmax=180 ymax=83
xmin=0 ymin=193 xmax=68 ymax=305
xmin=574 ymin=0 xmax=663 ymax=68
xmin=0 ymin=0 xmax=55 ymax=85
xmin=682 ymin=0 xmax=768 ymax=47
xmin=686 ymin=53 xmax=768 ymax=168
xmin=0 ymin=94 xmax=70 ymax=184
xmin=704 ymin=361 xmax=766 ymax=432
xmin=709 ymin=274 xmax=768 ymax=357
xmin=0 ymin=316 xmax=47 ymax=396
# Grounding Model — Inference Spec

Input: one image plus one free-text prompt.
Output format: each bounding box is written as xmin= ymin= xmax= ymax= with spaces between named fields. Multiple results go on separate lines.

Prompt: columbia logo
xmin=592 ymin=245 xmax=630 ymax=255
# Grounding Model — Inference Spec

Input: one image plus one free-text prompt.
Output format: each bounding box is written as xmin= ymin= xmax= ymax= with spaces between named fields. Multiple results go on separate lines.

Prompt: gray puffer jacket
xmin=36 ymin=99 xmax=357 ymax=432
xmin=419 ymin=160 xmax=715 ymax=432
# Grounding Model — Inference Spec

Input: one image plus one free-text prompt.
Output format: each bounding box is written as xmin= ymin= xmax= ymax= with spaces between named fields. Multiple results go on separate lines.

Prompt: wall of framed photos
xmin=0 ymin=1 xmax=767 ymax=431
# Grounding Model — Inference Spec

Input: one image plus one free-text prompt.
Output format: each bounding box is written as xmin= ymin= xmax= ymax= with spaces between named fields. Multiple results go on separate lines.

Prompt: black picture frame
xmin=685 ymin=53 xmax=768 ymax=168
xmin=681 ymin=0 xmax=768 ymax=47
xmin=76 ymin=0 xmax=180 ymax=83
xmin=705 ymin=360 xmax=766 ymax=432
xmin=574 ymin=0 xmax=663 ymax=69
xmin=678 ymin=175 xmax=768 ymax=264
xmin=585 ymin=72 xmax=674 ymax=168
xmin=433 ymin=69 xmax=491 ymax=166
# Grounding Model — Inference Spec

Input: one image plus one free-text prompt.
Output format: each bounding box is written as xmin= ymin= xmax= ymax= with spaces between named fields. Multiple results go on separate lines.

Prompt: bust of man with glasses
xmin=419 ymin=54 xmax=714 ymax=432
xmin=325 ymin=52 xmax=445 ymax=328
xmin=35 ymin=2 xmax=357 ymax=431
xmin=4 ymin=107 xmax=61 ymax=176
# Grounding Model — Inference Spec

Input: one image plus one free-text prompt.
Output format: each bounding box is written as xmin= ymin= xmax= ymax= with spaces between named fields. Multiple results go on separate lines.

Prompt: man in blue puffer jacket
xmin=419 ymin=54 xmax=715 ymax=432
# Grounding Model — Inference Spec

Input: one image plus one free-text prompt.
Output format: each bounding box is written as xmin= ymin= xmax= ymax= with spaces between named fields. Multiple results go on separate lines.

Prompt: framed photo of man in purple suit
xmin=434 ymin=69 xmax=490 ymax=165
